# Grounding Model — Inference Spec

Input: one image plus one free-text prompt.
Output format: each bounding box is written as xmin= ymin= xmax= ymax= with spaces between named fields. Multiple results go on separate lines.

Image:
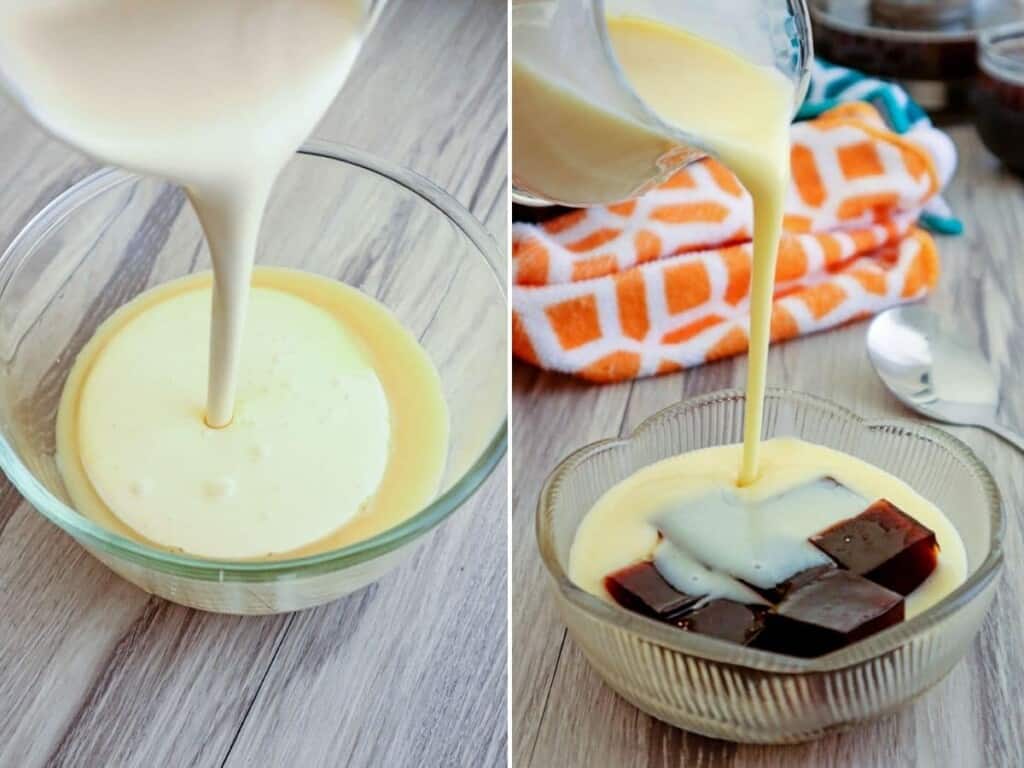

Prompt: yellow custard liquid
xmin=605 ymin=17 xmax=792 ymax=484
xmin=57 ymin=268 xmax=449 ymax=561
xmin=570 ymin=439 xmax=967 ymax=619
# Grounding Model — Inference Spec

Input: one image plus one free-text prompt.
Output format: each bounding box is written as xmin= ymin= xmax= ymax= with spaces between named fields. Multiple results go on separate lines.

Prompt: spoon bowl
xmin=867 ymin=306 xmax=1024 ymax=451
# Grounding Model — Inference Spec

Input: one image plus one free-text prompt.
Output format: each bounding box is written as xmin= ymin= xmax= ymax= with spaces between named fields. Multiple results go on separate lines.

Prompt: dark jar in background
xmin=974 ymin=24 xmax=1024 ymax=175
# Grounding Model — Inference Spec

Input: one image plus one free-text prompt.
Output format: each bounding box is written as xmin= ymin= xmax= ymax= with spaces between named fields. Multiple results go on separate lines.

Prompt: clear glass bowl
xmin=0 ymin=141 xmax=507 ymax=614
xmin=538 ymin=389 xmax=1003 ymax=743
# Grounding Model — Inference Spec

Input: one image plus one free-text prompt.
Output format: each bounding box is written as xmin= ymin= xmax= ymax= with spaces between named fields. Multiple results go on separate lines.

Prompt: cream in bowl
xmin=56 ymin=268 xmax=448 ymax=562
xmin=571 ymin=438 xmax=968 ymax=658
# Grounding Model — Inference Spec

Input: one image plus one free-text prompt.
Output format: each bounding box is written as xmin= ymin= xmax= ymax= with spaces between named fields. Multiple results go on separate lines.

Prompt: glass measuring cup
xmin=511 ymin=0 xmax=814 ymax=206
xmin=0 ymin=0 xmax=389 ymax=177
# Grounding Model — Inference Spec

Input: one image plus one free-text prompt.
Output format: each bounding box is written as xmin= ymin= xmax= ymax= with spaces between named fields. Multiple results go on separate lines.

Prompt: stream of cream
xmin=56 ymin=268 xmax=449 ymax=560
xmin=0 ymin=0 xmax=368 ymax=427
xmin=515 ymin=16 xmax=793 ymax=483
xmin=603 ymin=17 xmax=792 ymax=484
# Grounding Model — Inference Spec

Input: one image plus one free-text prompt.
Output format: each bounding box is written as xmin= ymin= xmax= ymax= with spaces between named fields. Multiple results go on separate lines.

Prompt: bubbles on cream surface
xmin=57 ymin=268 xmax=451 ymax=561
xmin=74 ymin=281 xmax=391 ymax=560
xmin=0 ymin=0 xmax=447 ymax=561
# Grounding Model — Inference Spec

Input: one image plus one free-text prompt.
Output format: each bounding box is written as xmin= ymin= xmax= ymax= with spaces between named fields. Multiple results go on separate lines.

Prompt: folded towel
xmin=800 ymin=59 xmax=961 ymax=235
xmin=512 ymin=102 xmax=946 ymax=382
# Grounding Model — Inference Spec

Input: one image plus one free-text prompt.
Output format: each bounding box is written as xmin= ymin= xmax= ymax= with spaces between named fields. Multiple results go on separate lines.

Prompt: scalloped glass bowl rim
xmin=538 ymin=388 xmax=1004 ymax=674
xmin=0 ymin=140 xmax=508 ymax=580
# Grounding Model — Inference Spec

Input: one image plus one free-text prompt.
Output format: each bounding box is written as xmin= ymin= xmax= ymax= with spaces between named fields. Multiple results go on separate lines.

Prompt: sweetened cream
xmin=604 ymin=17 xmax=792 ymax=485
xmin=570 ymin=438 xmax=968 ymax=618
xmin=57 ymin=268 xmax=449 ymax=561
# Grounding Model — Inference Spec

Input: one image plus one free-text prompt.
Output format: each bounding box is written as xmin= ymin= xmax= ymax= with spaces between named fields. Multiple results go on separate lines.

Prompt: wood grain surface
xmin=511 ymin=124 xmax=1024 ymax=767
xmin=0 ymin=2 xmax=508 ymax=767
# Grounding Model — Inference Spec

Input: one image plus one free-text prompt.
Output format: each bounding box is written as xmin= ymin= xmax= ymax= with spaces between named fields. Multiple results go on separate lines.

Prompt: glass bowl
xmin=537 ymin=389 xmax=1003 ymax=743
xmin=0 ymin=140 xmax=507 ymax=614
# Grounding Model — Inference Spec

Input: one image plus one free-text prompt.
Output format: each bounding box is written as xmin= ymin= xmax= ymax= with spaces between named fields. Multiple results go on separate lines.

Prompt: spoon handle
xmin=981 ymin=419 xmax=1024 ymax=455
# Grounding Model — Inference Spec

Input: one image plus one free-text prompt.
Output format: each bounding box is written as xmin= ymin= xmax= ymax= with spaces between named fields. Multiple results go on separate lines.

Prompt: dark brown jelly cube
xmin=604 ymin=561 xmax=698 ymax=620
xmin=811 ymin=499 xmax=939 ymax=595
xmin=754 ymin=570 xmax=904 ymax=658
xmin=675 ymin=599 xmax=766 ymax=646
xmin=748 ymin=563 xmax=838 ymax=604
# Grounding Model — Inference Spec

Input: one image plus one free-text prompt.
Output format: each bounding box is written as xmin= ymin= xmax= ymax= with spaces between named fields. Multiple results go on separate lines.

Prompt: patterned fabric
xmin=800 ymin=59 xmax=962 ymax=235
xmin=512 ymin=103 xmax=944 ymax=382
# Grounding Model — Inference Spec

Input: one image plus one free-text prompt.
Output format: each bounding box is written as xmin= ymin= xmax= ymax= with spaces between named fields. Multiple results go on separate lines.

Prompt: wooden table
xmin=0 ymin=2 xmax=507 ymax=766
xmin=512 ymin=125 xmax=1024 ymax=766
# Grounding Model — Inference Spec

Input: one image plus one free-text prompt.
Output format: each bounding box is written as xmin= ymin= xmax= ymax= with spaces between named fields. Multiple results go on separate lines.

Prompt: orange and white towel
xmin=512 ymin=103 xmax=946 ymax=382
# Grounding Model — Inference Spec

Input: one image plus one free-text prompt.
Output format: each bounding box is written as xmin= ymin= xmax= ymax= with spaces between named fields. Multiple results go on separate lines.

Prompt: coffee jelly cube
xmin=754 ymin=570 xmax=904 ymax=658
xmin=604 ymin=561 xmax=698 ymax=620
xmin=675 ymin=599 xmax=765 ymax=645
xmin=811 ymin=499 xmax=939 ymax=595
xmin=749 ymin=563 xmax=837 ymax=604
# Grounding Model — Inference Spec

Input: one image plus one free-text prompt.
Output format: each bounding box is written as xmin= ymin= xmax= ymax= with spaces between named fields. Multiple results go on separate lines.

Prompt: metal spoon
xmin=867 ymin=305 xmax=1024 ymax=453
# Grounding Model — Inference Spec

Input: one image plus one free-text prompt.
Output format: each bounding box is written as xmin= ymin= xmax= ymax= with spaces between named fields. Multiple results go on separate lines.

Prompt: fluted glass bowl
xmin=0 ymin=141 xmax=507 ymax=614
xmin=537 ymin=389 xmax=1003 ymax=743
